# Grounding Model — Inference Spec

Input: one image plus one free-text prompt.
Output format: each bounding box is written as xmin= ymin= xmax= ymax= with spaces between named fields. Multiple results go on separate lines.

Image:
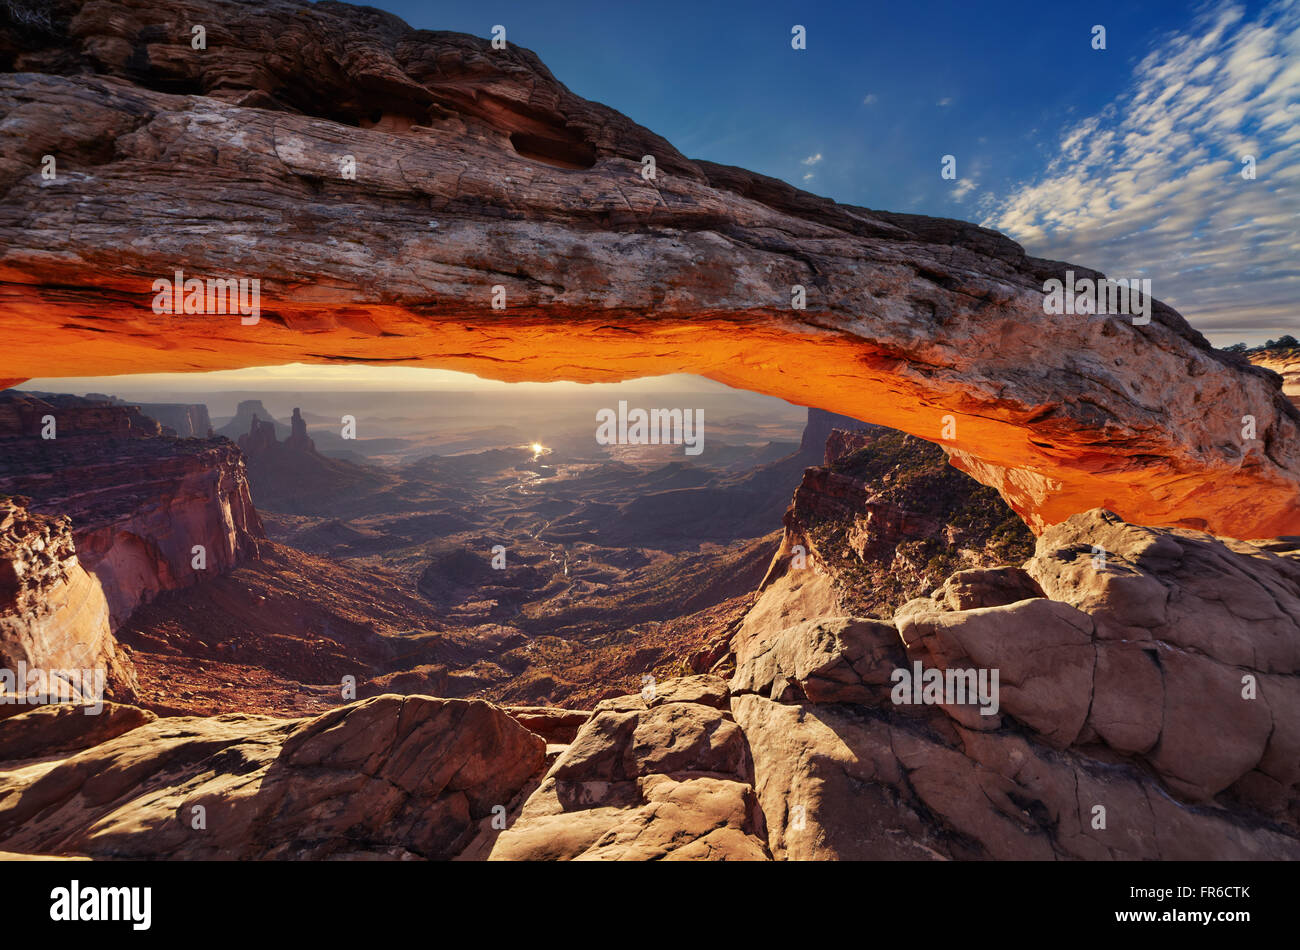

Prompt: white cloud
xmin=801 ymin=152 xmax=823 ymax=165
xmin=862 ymin=93 xmax=878 ymax=105
xmin=984 ymin=0 xmax=1300 ymax=344
xmin=937 ymin=97 xmax=953 ymax=107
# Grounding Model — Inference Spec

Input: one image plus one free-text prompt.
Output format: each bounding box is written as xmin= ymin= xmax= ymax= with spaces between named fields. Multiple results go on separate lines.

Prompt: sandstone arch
xmin=1 ymin=0 xmax=1297 ymax=539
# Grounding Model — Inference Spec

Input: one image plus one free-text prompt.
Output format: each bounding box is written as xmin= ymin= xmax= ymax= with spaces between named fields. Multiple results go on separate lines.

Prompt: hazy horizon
xmin=18 ymin=365 xmax=770 ymax=397
xmin=13 ymin=365 xmax=812 ymax=437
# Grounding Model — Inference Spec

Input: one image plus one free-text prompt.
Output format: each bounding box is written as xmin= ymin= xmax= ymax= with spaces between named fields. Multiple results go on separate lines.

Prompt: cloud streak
xmin=982 ymin=0 xmax=1300 ymax=345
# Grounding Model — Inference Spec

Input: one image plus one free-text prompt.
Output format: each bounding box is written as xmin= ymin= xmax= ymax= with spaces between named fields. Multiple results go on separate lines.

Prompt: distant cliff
xmin=139 ymin=403 xmax=212 ymax=438
xmin=0 ymin=392 xmax=264 ymax=628
xmin=218 ymin=400 xmax=290 ymax=441
xmin=0 ymin=498 xmax=137 ymax=701
xmin=237 ymin=406 xmax=389 ymax=515
xmin=797 ymin=407 xmax=883 ymax=460
xmin=82 ymin=393 xmax=213 ymax=438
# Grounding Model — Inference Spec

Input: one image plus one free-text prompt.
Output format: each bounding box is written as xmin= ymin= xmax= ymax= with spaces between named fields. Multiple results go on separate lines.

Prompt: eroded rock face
xmin=824 ymin=427 xmax=879 ymax=465
xmin=731 ymin=616 xmax=903 ymax=706
xmin=723 ymin=509 xmax=1300 ymax=859
xmin=0 ymin=393 xmax=264 ymax=626
xmin=487 ymin=675 xmax=769 ymax=860
xmin=0 ymin=499 xmax=136 ymax=701
xmin=1026 ymin=509 xmax=1300 ymax=675
xmin=0 ymin=694 xmax=545 ymax=859
xmin=0 ymin=0 xmax=1297 ymax=538
xmin=754 ymin=430 xmax=1036 ymax=620
xmin=80 ymin=393 xmax=212 ymax=438
xmin=733 ymin=694 xmax=1297 ymax=861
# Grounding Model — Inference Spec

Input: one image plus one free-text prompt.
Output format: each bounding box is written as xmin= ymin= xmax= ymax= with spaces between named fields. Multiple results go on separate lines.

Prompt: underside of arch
xmin=1 ymin=0 xmax=1297 ymax=540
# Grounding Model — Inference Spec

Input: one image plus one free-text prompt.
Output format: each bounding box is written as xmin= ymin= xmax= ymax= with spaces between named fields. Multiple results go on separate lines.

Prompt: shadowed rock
xmin=0 ymin=694 xmax=545 ymax=859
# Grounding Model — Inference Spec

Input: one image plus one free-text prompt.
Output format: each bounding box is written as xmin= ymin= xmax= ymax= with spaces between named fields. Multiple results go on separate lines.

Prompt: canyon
xmin=0 ymin=0 xmax=1297 ymax=538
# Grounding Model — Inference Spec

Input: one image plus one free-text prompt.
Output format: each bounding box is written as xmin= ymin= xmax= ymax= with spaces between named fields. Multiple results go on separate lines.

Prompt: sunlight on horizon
xmin=19 ymin=363 xmax=744 ymax=396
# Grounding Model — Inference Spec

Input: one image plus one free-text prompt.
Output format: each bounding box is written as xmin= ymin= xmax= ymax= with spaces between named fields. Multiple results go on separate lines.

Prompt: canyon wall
xmin=0 ymin=0 xmax=1297 ymax=538
xmin=757 ymin=428 xmax=1036 ymax=618
xmin=136 ymin=402 xmax=212 ymax=438
xmin=78 ymin=394 xmax=213 ymax=438
xmin=0 ymin=393 xmax=264 ymax=628
xmin=1 ymin=418 xmax=1297 ymax=859
xmin=0 ymin=499 xmax=136 ymax=701
xmin=12 ymin=506 xmax=1287 ymax=860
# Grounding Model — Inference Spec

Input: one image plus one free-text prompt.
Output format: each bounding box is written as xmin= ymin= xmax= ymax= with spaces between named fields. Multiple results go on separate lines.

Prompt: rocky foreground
xmin=2 ymin=508 xmax=1296 ymax=860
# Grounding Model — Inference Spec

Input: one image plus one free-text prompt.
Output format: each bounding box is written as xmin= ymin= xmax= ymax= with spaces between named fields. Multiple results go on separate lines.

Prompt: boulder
xmin=730 ymin=616 xmax=904 ymax=705
xmin=489 ymin=677 xmax=768 ymax=860
xmin=0 ymin=694 xmax=545 ymax=859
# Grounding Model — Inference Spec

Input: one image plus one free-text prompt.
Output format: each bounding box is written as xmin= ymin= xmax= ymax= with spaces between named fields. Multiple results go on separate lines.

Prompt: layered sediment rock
xmin=0 ymin=499 xmax=136 ymax=701
xmin=1 ymin=508 xmax=1296 ymax=860
xmin=0 ymin=0 xmax=1298 ymax=538
xmin=0 ymin=393 xmax=264 ymax=626
xmin=83 ymin=394 xmax=212 ymax=438
xmin=0 ymin=391 xmax=160 ymax=438
xmin=137 ymin=402 xmax=212 ymax=438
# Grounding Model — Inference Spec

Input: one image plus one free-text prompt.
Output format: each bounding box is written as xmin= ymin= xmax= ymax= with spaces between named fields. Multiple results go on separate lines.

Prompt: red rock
xmin=0 ymin=701 xmax=155 ymax=759
xmin=0 ymin=498 xmax=136 ymax=701
xmin=490 ymin=677 xmax=768 ymax=860
xmin=824 ymin=428 xmax=878 ymax=465
xmin=0 ymin=694 xmax=545 ymax=859
xmin=0 ymin=394 xmax=264 ymax=627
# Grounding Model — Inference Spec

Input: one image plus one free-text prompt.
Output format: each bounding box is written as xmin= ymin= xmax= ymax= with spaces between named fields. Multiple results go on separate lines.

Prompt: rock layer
xmin=0 ymin=499 xmax=136 ymax=701
xmin=0 ymin=393 xmax=265 ymax=626
xmin=1 ymin=509 xmax=1296 ymax=860
xmin=0 ymin=0 xmax=1297 ymax=538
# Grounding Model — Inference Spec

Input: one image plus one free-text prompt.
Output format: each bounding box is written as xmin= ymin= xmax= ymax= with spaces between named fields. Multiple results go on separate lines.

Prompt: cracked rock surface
xmin=0 ymin=694 xmax=545 ymax=858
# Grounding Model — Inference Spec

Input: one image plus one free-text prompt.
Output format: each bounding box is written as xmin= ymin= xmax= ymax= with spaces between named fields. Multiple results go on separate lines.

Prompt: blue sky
xmin=371 ymin=0 xmax=1297 ymax=346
